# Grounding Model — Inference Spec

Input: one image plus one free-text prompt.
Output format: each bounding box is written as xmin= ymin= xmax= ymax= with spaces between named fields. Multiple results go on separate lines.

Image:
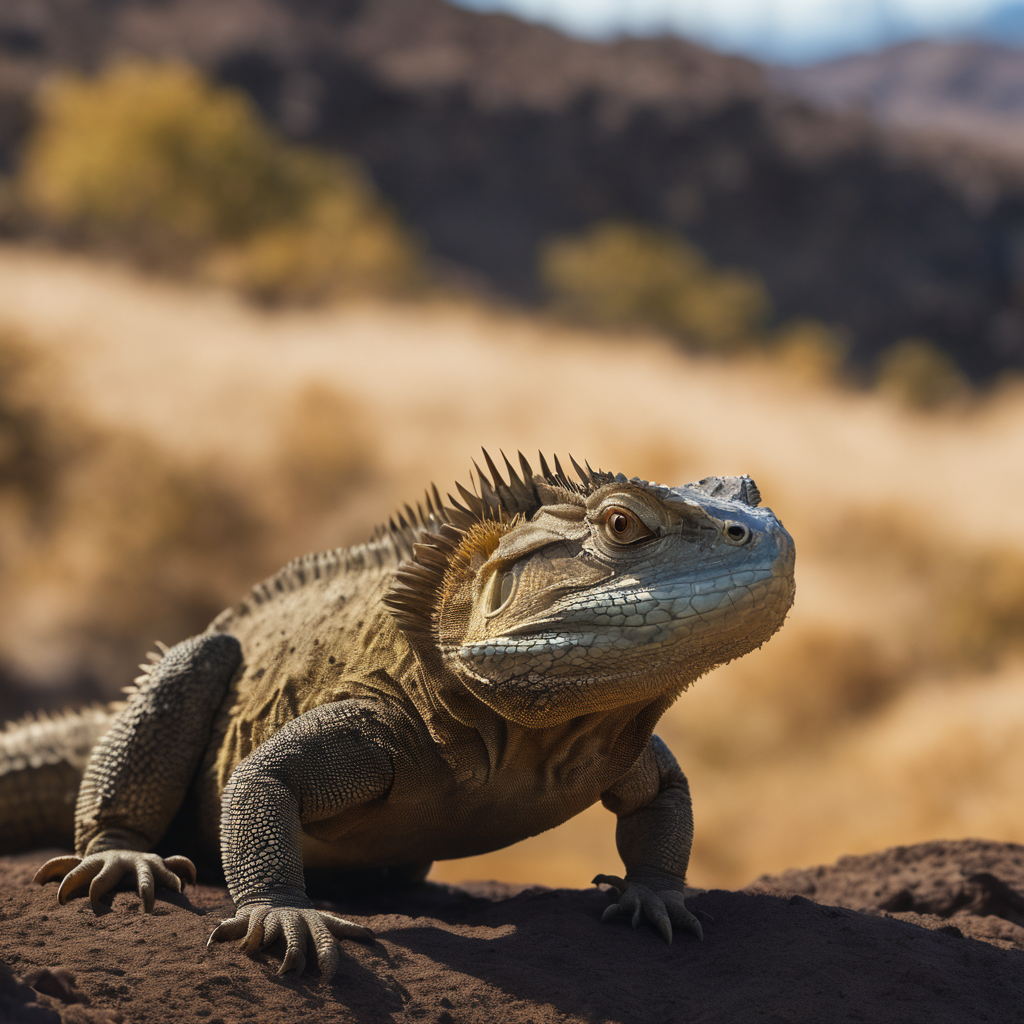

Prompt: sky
xmin=454 ymin=0 xmax=1024 ymax=63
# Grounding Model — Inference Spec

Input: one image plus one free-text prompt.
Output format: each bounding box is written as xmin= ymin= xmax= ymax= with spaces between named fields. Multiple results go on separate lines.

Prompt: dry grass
xmin=1 ymin=244 xmax=1024 ymax=888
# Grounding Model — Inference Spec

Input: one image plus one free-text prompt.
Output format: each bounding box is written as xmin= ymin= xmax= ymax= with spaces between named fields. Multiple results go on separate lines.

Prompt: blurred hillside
xmin=3 ymin=0 xmax=1024 ymax=378
xmin=2 ymin=246 xmax=1024 ymax=890
xmin=776 ymin=40 xmax=1024 ymax=160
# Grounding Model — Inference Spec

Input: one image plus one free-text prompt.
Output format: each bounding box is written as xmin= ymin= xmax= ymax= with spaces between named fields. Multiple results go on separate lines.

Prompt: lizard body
xmin=0 ymin=453 xmax=795 ymax=977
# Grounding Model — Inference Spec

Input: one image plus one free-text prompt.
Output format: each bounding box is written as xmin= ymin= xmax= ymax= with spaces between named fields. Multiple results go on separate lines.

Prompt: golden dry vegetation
xmin=1 ymin=245 xmax=1023 ymax=890
xmin=18 ymin=60 xmax=419 ymax=302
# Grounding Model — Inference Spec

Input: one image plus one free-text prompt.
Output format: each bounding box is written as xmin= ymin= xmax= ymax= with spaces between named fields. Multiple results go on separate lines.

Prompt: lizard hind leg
xmin=35 ymin=632 xmax=242 ymax=911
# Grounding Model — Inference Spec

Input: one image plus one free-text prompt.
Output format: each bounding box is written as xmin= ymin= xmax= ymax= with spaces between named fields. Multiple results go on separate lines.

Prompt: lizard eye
xmin=724 ymin=522 xmax=752 ymax=545
xmin=598 ymin=506 xmax=654 ymax=546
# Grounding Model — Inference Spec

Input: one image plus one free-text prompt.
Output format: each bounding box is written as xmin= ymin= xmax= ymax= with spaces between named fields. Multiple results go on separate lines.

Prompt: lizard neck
xmin=407 ymin=644 xmax=680 ymax=788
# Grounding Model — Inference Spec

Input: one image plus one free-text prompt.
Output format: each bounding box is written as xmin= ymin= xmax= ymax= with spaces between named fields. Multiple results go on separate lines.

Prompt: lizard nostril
xmin=724 ymin=523 xmax=751 ymax=545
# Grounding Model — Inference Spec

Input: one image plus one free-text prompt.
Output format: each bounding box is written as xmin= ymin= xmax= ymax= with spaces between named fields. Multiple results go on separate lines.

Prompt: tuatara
xmin=0 ymin=453 xmax=795 ymax=977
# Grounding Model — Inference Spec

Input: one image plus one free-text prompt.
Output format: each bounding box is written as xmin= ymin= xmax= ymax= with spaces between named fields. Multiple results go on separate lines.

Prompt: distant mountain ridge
xmin=776 ymin=39 xmax=1024 ymax=160
xmin=3 ymin=0 xmax=1024 ymax=378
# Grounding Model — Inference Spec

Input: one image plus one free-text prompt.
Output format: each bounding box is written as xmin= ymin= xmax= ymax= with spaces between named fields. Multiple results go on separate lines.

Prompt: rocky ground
xmin=1 ymin=839 xmax=1023 ymax=1023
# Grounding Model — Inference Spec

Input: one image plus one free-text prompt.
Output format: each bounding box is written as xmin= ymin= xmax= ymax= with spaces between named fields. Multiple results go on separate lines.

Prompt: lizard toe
xmin=87 ymin=857 xmax=132 ymax=903
xmin=663 ymin=890 xmax=704 ymax=942
xmin=241 ymin=907 xmax=270 ymax=954
xmin=320 ymin=911 xmax=374 ymax=943
xmin=280 ymin=914 xmax=310 ymax=976
xmin=57 ymin=857 xmax=105 ymax=905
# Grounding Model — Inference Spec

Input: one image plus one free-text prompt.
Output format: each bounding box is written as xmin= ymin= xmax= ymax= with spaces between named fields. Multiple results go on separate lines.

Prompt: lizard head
xmin=385 ymin=453 xmax=795 ymax=728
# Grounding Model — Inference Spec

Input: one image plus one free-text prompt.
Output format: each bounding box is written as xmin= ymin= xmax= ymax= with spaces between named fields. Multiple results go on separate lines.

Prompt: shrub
xmin=19 ymin=60 xmax=419 ymax=296
xmin=206 ymin=187 xmax=420 ymax=304
xmin=540 ymin=221 xmax=770 ymax=351
xmin=773 ymin=318 xmax=848 ymax=384
xmin=875 ymin=337 xmax=970 ymax=410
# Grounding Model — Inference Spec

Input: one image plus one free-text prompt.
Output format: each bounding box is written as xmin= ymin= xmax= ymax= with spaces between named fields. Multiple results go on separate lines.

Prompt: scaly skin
xmin=5 ymin=453 xmax=795 ymax=980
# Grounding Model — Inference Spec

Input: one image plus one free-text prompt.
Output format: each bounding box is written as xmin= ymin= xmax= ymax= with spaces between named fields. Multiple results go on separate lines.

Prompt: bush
xmin=540 ymin=221 xmax=770 ymax=351
xmin=19 ymin=60 xmax=419 ymax=297
xmin=206 ymin=188 xmax=420 ymax=305
xmin=773 ymin=318 xmax=848 ymax=384
xmin=875 ymin=337 xmax=970 ymax=410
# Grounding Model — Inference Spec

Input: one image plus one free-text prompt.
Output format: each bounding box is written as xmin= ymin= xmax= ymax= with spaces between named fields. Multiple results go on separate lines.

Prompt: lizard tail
xmin=0 ymin=706 xmax=114 ymax=854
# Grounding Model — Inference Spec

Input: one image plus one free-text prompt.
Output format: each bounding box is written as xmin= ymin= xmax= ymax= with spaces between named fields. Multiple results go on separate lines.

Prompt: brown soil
xmin=2 ymin=839 xmax=1023 ymax=1023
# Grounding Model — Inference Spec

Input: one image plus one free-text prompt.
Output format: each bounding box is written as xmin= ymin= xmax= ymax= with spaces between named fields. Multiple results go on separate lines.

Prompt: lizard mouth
xmin=458 ymin=570 xmax=794 ymax=667
xmin=492 ymin=564 xmax=783 ymax=639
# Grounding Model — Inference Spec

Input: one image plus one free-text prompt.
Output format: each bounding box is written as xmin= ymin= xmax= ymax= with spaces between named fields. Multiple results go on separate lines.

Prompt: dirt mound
xmin=1 ymin=840 xmax=1023 ymax=1023
xmin=753 ymin=836 xmax=1024 ymax=951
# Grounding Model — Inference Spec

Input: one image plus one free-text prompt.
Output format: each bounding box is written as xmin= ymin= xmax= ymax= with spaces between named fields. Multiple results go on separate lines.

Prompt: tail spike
xmin=538 ymin=451 xmax=553 ymax=481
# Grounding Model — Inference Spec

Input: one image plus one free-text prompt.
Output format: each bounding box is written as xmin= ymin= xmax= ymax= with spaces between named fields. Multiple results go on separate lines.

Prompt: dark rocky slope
xmin=4 ymin=0 xmax=1024 ymax=376
xmin=1 ymin=839 xmax=1023 ymax=1023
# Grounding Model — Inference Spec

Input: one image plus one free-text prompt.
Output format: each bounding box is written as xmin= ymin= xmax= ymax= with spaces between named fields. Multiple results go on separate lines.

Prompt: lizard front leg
xmin=35 ymin=633 xmax=242 ymax=908
xmin=595 ymin=734 xmax=704 ymax=944
xmin=207 ymin=699 xmax=395 ymax=978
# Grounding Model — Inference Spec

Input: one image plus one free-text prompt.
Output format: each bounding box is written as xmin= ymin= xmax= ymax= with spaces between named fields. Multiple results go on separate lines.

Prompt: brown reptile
xmin=0 ymin=452 xmax=795 ymax=978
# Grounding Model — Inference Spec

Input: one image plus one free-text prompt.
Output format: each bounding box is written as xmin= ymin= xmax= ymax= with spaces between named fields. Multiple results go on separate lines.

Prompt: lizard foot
xmin=34 ymin=851 xmax=196 ymax=912
xmin=593 ymin=871 xmax=704 ymax=944
xmin=207 ymin=903 xmax=374 ymax=979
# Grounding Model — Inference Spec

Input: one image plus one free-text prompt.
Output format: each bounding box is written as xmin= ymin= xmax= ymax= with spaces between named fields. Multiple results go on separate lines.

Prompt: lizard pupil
xmin=611 ymin=514 xmax=629 ymax=533
xmin=725 ymin=523 xmax=751 ymax=544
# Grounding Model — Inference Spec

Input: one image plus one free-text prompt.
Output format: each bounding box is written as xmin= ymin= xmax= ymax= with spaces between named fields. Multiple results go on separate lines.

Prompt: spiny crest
xmin=1 ymin=703 xmax=111 ymax=737
xmin=221 ymin=451 xmax=615 ymax=637
xmin=383 ymin=450 xmax=613 ymax=637
xmin=389 ymin=449 xmax=614 ymax=541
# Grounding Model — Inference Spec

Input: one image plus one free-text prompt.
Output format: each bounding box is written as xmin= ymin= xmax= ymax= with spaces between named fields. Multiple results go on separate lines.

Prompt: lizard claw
xmin=34 ymin=850 xmax=195 ymax=911
xmin=208 ymin=903 xmax=373 ymax=979
xmin=33 ymin=856 xmax=82 ymax=885
xmin=595 ymin=870 xmax=704 ymax=944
